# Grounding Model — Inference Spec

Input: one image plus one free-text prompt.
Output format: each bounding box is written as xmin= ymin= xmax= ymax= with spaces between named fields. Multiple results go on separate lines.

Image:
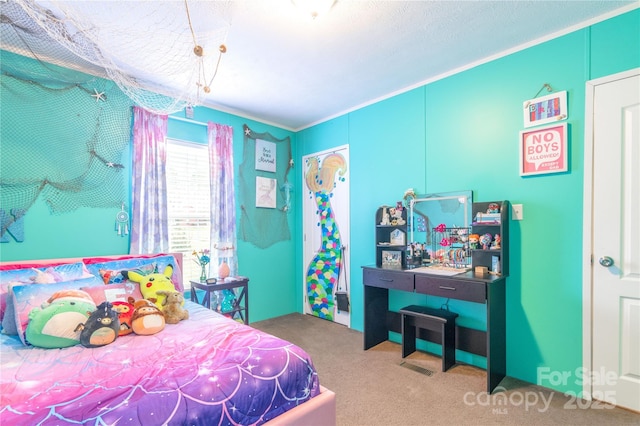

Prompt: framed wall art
xmin=519 ymin=123 xmax=569 ymax=176
xmin=523 ymin=90 xmax=567 ymax=128
xmin=255 ymin=139 xmax=276 ymax=172
xmin=255 ymin=176 xmax=277 ymax=208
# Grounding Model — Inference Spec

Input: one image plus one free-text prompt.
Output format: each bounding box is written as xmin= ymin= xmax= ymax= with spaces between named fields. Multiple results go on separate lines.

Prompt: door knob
xmin=598 ymin=256 xmax=614 ymax=267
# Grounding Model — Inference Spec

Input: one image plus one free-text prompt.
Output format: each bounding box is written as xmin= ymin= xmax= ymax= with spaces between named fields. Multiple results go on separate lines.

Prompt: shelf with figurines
xmin=375 ymin=203 xmax=408 ymax=268
xmin=470 ymin=201 xmax=509 ymax=277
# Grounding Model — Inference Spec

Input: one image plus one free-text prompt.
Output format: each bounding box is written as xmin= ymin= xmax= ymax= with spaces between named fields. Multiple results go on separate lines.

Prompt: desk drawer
xmin=363 ymin=269 xmax=414 ymax=291
xmin=415 ymin=275 xmax=486 ymax=303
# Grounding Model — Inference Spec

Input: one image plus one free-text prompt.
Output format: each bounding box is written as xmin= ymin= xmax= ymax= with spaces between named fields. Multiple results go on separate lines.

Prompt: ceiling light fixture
xmin=184 ymin=0 xmax=227 ymax=96
xmin=292 ymin=0 xmax=336 ymax=19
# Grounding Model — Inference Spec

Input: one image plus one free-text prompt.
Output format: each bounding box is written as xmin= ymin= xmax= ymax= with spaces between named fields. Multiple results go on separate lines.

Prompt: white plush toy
xmin=31 ymin=268 xmax=56 ymax=284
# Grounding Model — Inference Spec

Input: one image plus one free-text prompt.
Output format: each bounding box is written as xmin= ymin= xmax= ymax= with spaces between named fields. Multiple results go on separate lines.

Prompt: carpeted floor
xmin=252 ymin=313 xmax=639 ymax=426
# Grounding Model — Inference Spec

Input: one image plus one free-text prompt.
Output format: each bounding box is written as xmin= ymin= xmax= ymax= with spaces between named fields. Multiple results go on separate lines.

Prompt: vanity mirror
xmin=407 ymin=190 xmax=473 ymax=269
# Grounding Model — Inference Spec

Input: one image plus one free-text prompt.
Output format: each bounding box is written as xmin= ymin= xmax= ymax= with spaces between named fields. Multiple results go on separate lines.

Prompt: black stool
xmin=400 ymin=305 xmax=458 ymax=372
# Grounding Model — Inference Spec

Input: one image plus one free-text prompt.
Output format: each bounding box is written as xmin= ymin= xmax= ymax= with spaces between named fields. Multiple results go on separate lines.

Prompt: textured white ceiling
xmin=1 ymin=1 xmax=637 ymax=130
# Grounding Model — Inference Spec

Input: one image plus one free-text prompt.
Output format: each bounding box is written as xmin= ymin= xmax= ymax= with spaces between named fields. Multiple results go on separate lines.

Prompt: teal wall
xmin=167 ymin=110 xmax=298 ymax=322
xmin=0 ymin=52 xmax=298 ymax=323
xmin=296 ymin=9 xmax=639 ymax=393
xmin=1 ymin=8 xmax=638 ymax=394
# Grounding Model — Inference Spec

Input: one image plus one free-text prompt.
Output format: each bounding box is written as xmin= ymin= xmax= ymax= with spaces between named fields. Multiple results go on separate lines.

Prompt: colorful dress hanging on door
xmin=304 ymin=153 xmax=347 ymax=320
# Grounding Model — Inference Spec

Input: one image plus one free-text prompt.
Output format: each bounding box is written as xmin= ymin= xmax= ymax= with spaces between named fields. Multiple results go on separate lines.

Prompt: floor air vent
xmin=399 ymin=361 xmax=434 ymax=376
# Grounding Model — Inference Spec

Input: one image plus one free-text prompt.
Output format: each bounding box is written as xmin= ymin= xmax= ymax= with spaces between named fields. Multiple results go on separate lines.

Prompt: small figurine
xmin=389 ymin=207 xmax=398 ymax=225
xmin=491 ymin=234 xmax=501 ymax=250
xmin=469 ymin=234 xmax=480 ymax=250
xmin=480 ymin=233 xmax=492 ymax=250
xmin=389 ymin=206 xmax=405 ymax=225
xmin=380 ymin=206 xmax=390 ymax=225
xmin=487 ymin=203 xmax=500 ymax=214
xmin=456 ymin=228 xmax=468 ymax=243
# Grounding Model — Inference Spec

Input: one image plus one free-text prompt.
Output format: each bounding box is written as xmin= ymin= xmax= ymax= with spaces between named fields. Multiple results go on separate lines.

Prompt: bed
xmin=0 ymin=253 xmax=336 ymax=425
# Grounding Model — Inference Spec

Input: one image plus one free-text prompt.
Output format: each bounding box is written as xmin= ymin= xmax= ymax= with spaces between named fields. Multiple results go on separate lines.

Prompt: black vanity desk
xmin=362 ymin=265 xmax=506 ymax=393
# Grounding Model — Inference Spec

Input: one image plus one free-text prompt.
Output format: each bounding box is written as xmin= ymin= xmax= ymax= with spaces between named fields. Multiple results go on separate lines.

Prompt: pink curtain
xmin=130 ymin=106 xmax=169 ymax=254
xmin=207 ymin=122 xmax=238 ymax=276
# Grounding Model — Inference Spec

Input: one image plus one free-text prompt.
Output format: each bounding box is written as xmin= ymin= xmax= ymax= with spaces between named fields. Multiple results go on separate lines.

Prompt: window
xmin=166 ymin=139 xmax=210 ymax=288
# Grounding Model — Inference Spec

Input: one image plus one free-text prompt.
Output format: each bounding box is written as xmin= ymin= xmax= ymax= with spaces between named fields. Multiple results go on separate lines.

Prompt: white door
xmin=302 ymin=145 xmax=350 ymax=327
xmin=584 ymin=69 xmax=640 ymax=411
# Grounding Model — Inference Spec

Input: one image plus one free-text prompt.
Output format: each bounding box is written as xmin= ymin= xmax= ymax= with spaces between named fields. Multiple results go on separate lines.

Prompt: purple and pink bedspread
xmin=0 ymin=302 xmax=320 ymax=425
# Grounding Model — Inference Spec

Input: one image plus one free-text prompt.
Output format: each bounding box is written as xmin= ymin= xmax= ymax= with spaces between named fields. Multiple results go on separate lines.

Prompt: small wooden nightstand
xmin=190 ymin=277 xmax=250 ymax=324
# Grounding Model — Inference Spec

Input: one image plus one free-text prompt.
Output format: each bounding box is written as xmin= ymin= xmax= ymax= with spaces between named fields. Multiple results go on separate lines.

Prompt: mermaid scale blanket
xmin=0 ymin=302 xmax=320 ymax=425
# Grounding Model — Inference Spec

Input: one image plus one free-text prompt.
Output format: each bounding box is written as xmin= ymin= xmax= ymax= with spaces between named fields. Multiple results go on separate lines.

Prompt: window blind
xmin=166 ymin=139 xmax=211 ymax=287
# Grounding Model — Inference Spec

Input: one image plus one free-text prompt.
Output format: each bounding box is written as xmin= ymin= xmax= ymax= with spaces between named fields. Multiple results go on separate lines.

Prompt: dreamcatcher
xmin=115 ymin=203 xmax=129 ymax=237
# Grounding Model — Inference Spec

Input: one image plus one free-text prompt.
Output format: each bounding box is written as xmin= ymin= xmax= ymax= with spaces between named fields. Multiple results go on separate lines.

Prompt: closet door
xmin=302 ymin=145 xmax=350 ymax=327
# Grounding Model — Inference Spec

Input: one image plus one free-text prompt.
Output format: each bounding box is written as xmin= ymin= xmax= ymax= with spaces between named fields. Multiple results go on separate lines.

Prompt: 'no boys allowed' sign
xmin=519 ymin=123 xmax=568 ymax=176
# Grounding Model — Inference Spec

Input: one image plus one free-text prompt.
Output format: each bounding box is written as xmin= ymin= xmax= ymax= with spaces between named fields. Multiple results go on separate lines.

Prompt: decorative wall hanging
xmin=255 ymin=177 xmax=277 ymax=209
xmin=115 ymin=203 xmax=130 ymax=237
xmin=239 ymin=124 xmax=292 ymax=248
xmin=0 ymin=51 xmax=132 ymax=240
xmin=523 ymin=89 xmax=567 ymax=128
xmin=519 ymin=123 xmax=569 ymax=176
xmin=304 ymin=151 xmax=348 ymax=321
xmin=255 ymin=139 xmax=277 ymax=172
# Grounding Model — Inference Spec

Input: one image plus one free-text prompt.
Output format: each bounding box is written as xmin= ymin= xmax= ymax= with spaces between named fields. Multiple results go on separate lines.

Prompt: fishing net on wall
xmin=0 ymin=50 xmax=133 ymax=236
xmin=1 ymin=0 xmax=232 ymax=115
xmin=239 ymin=124 xmax=293 ymax=249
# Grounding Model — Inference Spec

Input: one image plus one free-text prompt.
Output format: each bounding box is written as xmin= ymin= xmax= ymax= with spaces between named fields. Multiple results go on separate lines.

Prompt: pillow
xmin=81 ymin=282 xmax=143 ymax=305
xmin=97 ymin=263 xmax=155 ymax=284
xmin=0 ymin=259 xmax=84 ymax=271
xmin=12 ymin=276 xmax=101 ymax=346
xmin=0 ymin=262 xmax=90 ymax=326
xmin=2 ymin=282 xmax=26 ymax=335
xmin=84 ymin=255 xmax=184 ymax=292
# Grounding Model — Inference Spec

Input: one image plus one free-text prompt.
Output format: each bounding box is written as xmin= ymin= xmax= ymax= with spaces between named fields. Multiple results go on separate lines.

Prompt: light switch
xmin=512 ymin=204 xmax=523 ymax=220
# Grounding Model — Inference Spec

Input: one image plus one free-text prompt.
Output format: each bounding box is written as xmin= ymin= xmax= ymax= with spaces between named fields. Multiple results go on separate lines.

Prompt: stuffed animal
xmin=75 ymin=301 xmax=120 ymax=348
xmin=122 ymin=265 xmax=176 ymax=310
xmin=112 ymin=300 xmax=135 ymax=336
xmin=157 ymin=290 xmax=189 ymax=324
xmin=31 ymin=268 xmax=56 ymax=284
xmin=25 ymin=289 xmax=96 ymax=349
xmin=129 ymin=297 xmax=165 ymax=335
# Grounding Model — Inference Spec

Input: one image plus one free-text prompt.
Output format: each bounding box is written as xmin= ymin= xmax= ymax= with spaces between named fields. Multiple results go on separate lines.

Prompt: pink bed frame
xmin=0 ymin=254 xmax=337 ymax=426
